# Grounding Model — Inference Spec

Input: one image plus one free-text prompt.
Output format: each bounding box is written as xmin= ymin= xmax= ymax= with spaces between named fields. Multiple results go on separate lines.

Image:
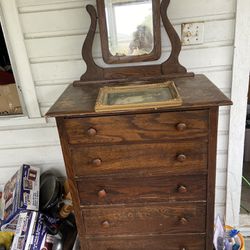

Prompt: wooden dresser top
xmin=46 ymin=74 xmax=232 ymax=118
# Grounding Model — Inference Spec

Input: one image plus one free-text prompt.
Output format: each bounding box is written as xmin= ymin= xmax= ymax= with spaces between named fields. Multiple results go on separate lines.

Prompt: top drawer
xmin=64 ymin=110 xmax=208 ymax=145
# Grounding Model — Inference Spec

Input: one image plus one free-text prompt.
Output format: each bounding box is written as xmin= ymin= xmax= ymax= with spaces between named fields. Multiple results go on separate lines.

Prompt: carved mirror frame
xmin=97 ymin=0 xmax=161 ymax=64
xmin=74 ymin=0 xmax=193 ymax=86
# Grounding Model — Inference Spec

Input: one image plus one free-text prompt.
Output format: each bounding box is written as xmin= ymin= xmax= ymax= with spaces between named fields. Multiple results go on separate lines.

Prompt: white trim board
xmin=225 ymin=0 xmax=250 ymax=226
xmin=0 ymin=0 xmax=41 ymax=118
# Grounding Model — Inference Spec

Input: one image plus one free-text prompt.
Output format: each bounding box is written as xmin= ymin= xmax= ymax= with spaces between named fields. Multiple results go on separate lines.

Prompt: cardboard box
xmin=10 ymin=211 xmax=55 ymax=250
xmin=1 ymin=164 xmax=40 ymax=231
xmin=0 ymin=83 xmax=22 ymax=115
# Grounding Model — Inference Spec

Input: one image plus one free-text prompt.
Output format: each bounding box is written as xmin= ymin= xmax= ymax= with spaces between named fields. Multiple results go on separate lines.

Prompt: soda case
xmin=10 ymin=211 xmax=55 ymax=250
xmin=1 ymin=164 xmax=40 ymax=231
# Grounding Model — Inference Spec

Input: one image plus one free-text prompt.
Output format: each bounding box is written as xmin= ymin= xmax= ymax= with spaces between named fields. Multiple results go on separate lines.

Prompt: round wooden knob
xmin=177 ymin=154 xmax=187 ymax=162
xmin=176 ymin=123 xmax=187 ymax=131
xmin=180 ymin=217 xmax=188 ymax=225
xmin=102 ymin=220 xmax=110 ymax=228
xmin=87 ymin=128 xmax=97 ymax=136
xmin=98 ymin=189 xmax=107 ymax=198
xmin=92 ymin=158 xmax=102 ymax=166
xmin=177 ymin=185 xmax=188 ymax=193
xmin=180 ymin=248 xmax=187 ymax=250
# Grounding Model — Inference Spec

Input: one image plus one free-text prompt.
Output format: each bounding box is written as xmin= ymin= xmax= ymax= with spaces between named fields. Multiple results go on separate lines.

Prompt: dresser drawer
xmin=72 ymin=141 xmax=207 ymax=176
xmin=77 ymin=175 xmax=207 ymax=205
xmin=82 ymin=203 xmax=206 ymax=236
xmin=64 ymin=110 xmax=208 ymax=145
xmin=84 ymin=234 xmax=206 ymax=250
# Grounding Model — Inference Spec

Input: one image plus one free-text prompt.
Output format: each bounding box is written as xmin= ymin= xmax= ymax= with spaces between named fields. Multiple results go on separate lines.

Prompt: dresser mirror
xmin=75 ymin=0 xmax=193 ymax=86
xmin=97 ymin=0 xmax=161 ymax=64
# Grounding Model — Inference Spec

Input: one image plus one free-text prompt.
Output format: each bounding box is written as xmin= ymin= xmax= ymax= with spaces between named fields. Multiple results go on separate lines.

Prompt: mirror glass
xmin=104 ymin=0 xmax=154 ymax=57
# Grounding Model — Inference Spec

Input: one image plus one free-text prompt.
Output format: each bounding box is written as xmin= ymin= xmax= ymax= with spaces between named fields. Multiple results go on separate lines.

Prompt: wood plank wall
xmin=0 ymin=0 xmax=236 ymax=218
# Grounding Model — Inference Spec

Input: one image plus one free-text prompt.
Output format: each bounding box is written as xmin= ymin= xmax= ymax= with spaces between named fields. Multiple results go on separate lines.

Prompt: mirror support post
xmin=75 ymin=0 xmax=194 ymax=87
xmin=80 ymin=5 xmax=103 ymax=82
xmin=160 ymin=0 xmax=187 ymax=75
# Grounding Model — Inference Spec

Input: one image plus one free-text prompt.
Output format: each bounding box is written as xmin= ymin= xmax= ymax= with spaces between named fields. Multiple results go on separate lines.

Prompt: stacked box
xmin=10 ymin=211 xmax=55 ymax=250
xmin=1 ymin=164 xmax=40 ymax=231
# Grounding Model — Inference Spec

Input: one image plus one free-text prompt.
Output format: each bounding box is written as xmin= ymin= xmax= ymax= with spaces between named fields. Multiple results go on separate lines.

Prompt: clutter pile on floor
xmin=0 ymin=164 xmax=78 ymax=250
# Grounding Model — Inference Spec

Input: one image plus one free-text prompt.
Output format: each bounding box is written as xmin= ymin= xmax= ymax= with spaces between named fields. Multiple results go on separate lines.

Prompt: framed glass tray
xmin=95 ymin=81 xmax=182 ymax=112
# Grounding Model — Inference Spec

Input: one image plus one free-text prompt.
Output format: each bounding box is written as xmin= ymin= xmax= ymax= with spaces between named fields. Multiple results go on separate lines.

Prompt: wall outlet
xmin=181 ymin=22 xmax=204 ymax=45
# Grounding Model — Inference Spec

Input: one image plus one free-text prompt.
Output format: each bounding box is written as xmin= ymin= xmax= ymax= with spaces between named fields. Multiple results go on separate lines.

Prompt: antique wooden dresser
xmin=47 ymin=0 xmax=232 ymax=249
xmin=47 ymin=75 xmax=231 ymax=250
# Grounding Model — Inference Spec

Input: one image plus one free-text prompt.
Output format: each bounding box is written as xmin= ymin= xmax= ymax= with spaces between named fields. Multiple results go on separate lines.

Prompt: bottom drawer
xmin=82 ymin=234 xmax=206 ymax=250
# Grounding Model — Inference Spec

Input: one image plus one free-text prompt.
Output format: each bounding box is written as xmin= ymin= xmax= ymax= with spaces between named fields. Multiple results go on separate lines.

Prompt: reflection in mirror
xmin=104 ymin=0 xmax=154 ymax=57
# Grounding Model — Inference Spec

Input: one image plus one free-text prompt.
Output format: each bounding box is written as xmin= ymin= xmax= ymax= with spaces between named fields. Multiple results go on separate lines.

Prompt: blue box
xmin=1 ymin=164 xmax=40 ymax=231
xmin=10 ymin=211 xmax=55 ymax=250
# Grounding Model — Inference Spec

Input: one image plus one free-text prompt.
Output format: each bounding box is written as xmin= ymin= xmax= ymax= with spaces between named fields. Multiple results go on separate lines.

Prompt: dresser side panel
xmin=206 ymin=107 xmax=219 ymax=250
xmin=55 ymin=117 xmax=88 ymax=248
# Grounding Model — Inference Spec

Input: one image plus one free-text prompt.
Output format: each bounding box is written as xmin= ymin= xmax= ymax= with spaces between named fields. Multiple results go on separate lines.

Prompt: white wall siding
xmin=0 ymin=0 xmax=236 ymax=219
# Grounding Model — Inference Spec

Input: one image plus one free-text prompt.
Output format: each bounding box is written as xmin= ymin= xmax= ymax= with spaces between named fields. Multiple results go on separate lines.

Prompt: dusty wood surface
xmin=47 ymin=75 xmax=232 ymax=117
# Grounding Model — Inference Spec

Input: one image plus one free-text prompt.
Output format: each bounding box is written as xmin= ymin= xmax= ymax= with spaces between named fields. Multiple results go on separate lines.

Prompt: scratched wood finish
xmin=77 ymin=174 xmax=207 ymax=205
xmin=47 ymin=75 xmax=232 ymax=118
xmin=47 ymin=74 xmax=232 ymax=250
xmin=85 ymin=234 xmax=206 ymax=250
xmin=82 ymin=203 xmax=206 ymax=236
xmin=64 ymin=110 xmax=208 ymax=145
xmin=71 ymin=141 xmax=207 ymax=177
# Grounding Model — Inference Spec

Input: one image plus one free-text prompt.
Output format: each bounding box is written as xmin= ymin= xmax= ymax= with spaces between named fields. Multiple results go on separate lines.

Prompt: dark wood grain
xmin=80 ymin=5 xmax=103 ymax=82
xmin=76 ymin=0 xmax=191 ymax=84
xmin=160 ymin=0 xmax=187 ymax=75
xmin=64 ymin=110 xmax=208 ymax=145
xmin=71 ymin=141 xmax=207 ymax=177
xmin=206 ymin=107 xmax=219 ymax=250
xmin=47 ymin=75 xmax=232 ymax=118
xmin=84 ymin=234 xmax=206 ymax=250
xmin=49 ymin=72 xmax=232 ymax=250
xmin=82 ymin=203 xmax=206 ymax=236
xmin=56 ymin=118 xmax=85 ymax=237
xmin=77 ymin=174 xmax=207 ymax=205
xmin=75 ymin=70 xmax=195 ymax=86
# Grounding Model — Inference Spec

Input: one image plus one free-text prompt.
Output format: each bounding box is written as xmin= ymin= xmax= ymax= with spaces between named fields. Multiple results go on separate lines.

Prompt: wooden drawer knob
xmin=87 ymin=127 xmax=97 ymax=136
xmin=102 ymin=220 xmax=110 ymax=228
xmin=176 ymin=123 xmax=187 ymax=131
xmin=177 ymin=185 xmax=188 ymax=193
xmin=180 ymin=217 xmax=188 ymax=225
xmin=177 ymin=154 xmax=187 ymax=162
xmin=92 ymin=158 xmax=102 ymax=166
xmin=98 ymin=189 xmax=107 ymax=198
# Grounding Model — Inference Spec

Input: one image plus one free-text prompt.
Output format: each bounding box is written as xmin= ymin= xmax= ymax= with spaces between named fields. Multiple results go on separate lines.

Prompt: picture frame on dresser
xmin=46 ymin=0 xmax=232 ymax=249
xmin=94 ymin=81 xmax=182 ymax=112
